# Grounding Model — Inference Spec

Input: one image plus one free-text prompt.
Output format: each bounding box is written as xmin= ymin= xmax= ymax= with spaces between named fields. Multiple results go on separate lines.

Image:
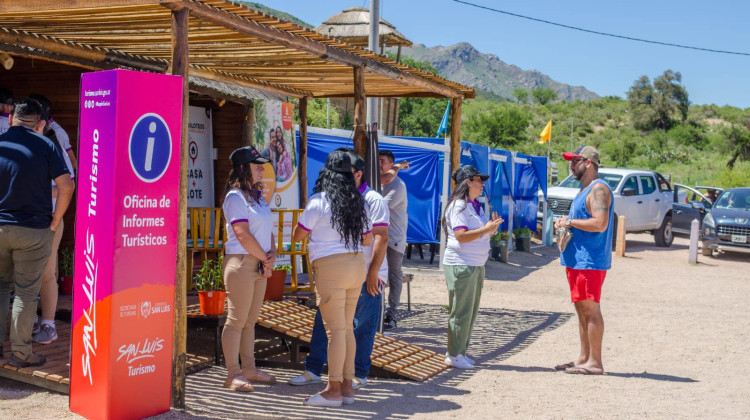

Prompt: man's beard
xmin=573 ymin=166 xmax=585 ymax=181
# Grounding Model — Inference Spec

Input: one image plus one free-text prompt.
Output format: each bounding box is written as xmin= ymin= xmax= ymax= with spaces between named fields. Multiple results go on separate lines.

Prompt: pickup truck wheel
xmin=654 ymin=215 xmax=674 ymax=247
xmin=701 ymin=243 xmax=713 ymax=257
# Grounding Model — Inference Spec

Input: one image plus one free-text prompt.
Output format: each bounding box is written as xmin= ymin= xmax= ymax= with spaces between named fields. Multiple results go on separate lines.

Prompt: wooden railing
xmin=271 ymin=209 xmax=314 ymax=294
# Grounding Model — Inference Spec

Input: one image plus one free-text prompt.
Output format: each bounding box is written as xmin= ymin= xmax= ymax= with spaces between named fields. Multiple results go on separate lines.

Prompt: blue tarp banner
xmin=299 ymin=131 xmax=443 ymax=244
xmin=513 ymin=153 xmax=547 ymax=231
xmin=490 ymin=148 xmax=512 ymax=231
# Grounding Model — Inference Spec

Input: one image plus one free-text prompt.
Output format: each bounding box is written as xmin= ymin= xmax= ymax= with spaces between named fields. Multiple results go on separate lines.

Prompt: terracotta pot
xmin=59 ymin=275 xmax=74 ymax=295
xmin=264 ymin=270 xmax=286 ymax=301
xmin=198 ymin=290 xmax=226 ymax=315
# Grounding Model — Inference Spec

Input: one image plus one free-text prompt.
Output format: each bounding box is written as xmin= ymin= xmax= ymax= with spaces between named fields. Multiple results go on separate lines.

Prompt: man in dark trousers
xmin=554 ymin=145 xmax=613 ymax=375
xmin=0 ymin=98 xmax=74 ymax=368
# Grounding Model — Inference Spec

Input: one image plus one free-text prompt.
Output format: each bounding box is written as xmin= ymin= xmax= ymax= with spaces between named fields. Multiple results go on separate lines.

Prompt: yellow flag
xmin=538 ymin=120 xmax=552 ymax=143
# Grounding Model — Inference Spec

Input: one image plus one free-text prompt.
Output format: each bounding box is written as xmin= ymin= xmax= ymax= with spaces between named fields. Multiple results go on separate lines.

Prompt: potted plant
xmin=265 ymin=264 xmax=291 ymax=301
xmin=513 ymin=227 xmax=532 ymax=252
xmin=490 ymin=231 xmax=510 ymax=263
xmin=193 ymin=255 xmax=226 ymax=315
xmin=58 ymin=246 xmax=75 ymax=295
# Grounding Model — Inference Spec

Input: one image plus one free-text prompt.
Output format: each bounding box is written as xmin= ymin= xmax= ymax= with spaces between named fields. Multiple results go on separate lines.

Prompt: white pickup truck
xmin=540 ymin=168 xmax=676 ymax=247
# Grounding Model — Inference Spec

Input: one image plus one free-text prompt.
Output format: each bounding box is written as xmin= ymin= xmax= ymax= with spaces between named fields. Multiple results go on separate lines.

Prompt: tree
xmin=463 ymin=102 xmax=530 ymax=148
xmin=531 ymin=87 xmax=558 ymax=105
xmin=512 ymin=88 xmax=530 ymax=104
xmin=627 ymin=70 xmax=689 ymax=131
xmin=725 ymin=125 xmax=750 ymax=169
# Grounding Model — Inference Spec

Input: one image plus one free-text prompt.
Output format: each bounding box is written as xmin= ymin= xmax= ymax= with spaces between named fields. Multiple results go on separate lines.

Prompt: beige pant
xmin=221 ymin=254 xmax=266 ymax=377
xmin=313 ymin=252 xmax=366 ymax=382
xmin=40 ymin=220 xmax=63 ymax=321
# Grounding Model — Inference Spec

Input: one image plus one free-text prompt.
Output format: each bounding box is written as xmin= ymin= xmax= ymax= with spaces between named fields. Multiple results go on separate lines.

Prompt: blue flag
xmin=435 ymin=100 xmax=451 ymax=138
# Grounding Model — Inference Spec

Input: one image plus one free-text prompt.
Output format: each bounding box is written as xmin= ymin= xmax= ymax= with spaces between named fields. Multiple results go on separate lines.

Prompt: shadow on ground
xmin=403 ymin=241 xmax=560 ymax=283
xmin=159 ymin=303 xmax=571 ymax=420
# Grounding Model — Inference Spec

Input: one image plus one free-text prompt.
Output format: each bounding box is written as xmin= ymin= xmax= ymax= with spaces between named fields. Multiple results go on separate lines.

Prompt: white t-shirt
xmin=222 ymin=189 xmax=273 ymax=255
xmin=297 ymin=191 xmax=372 ymax=262
xmin=50 ymin=128 xmax=75 ymax=212
xmin=0 ymin=115 xmax=9 ymax=135
xmin=442 ymin=198 xmax=490 ymax=267
xmin=49 ymin=121 xmax=72 ymax=153
xmin=361 ymin=184 xmax=390 ymax=281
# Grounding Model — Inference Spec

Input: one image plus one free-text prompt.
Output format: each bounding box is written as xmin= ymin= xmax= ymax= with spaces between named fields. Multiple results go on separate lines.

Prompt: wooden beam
xmin=450 ymin=98 xmax=462 ymax=188
xmin=353 ymin=66 xmax=367 ymax=158
xmin=170 ymin=6 xmax=189 ymax=411
xmin=241 ymin=101 xmax=254 ymax=146
xmin=0 ymin=0 xmax=161 ymax=13
xmin=298 ymin=97 xmax=308 ymax=208
xmin=162 ymin=0 xmax=464 ymax=99
xmin=188 ymin=66 xmax=307 ymax=98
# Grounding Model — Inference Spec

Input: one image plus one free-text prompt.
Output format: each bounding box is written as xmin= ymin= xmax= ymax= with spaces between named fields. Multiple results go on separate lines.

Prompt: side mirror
xmin=552 ymin=181 xmax=560 ymax=186
xmin=622 ymin=187 xmax=637 ymax=197
xmin=691 ymin=202 xmax=705 ymax=211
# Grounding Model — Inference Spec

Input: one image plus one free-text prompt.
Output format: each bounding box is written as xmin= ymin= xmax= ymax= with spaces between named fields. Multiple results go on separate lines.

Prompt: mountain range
xmin=397 ymin=43 xmax=599 ymax=102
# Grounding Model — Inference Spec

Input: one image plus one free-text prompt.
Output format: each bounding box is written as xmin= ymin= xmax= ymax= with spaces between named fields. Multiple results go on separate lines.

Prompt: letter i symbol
xmin=145 ymin=122 xmax=156 ymax=171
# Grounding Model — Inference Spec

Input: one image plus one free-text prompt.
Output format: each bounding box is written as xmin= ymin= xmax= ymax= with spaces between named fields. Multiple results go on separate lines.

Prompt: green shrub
xmin=194 ymin=255 xmax=225 ymax=291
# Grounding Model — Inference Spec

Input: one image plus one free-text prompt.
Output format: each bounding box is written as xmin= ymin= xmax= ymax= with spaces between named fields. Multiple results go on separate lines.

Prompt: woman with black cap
xmin=293 ymin=150 xmax=372 ymax=407
xmin=442 ymin=165 xmax=502 ymax=370
xmin=220 ymin=145 xmax=277 ymax=392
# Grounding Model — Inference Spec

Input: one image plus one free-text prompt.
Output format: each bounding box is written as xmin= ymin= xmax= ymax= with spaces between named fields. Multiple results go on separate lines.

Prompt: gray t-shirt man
xmin=379 ymin=150 xmax=410 ymax=328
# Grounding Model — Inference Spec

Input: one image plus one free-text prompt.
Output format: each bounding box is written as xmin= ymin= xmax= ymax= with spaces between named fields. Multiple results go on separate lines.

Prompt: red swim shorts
xmin=566 ymin=267 xmax=607 ymax=303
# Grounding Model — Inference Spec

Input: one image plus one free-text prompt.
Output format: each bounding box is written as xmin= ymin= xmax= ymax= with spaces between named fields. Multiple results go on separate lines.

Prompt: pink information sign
xmin=70 ymin=70 xmax=182 ymax=420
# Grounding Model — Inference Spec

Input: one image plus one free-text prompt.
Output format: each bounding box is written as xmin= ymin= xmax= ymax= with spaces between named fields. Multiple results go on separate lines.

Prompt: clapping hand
xmin=396 ymin=160 xmax=411 ymax=171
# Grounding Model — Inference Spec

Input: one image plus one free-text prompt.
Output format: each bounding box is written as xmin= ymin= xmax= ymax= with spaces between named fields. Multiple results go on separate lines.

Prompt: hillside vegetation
xmin=392 ymin=60 xmax=750 ymax=189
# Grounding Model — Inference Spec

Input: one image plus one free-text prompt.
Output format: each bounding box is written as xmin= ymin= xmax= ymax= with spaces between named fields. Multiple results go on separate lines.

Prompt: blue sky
xmin=258 ymin=0 xmax=749 ymax=108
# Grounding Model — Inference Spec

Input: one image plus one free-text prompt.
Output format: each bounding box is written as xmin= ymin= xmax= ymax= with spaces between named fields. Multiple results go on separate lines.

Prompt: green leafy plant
xmin=193 ymin=255 xmax=225 ymax=292
xmin=490 ymin=230 xmax=510 ymax=244
xmin=513 ymin=227 xmax=532 ymax=237
xmin=273 ymin=264 xmax=292 ymax=274
xmin=58 ymin=247 xmax=74 ymax=277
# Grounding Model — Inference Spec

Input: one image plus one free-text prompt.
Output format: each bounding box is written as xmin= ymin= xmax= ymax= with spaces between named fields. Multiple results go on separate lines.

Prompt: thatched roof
xmin=314 ymin=7 xmax=412 ymax=48
xmin=0 ymin=1 xmax=469 ymax=99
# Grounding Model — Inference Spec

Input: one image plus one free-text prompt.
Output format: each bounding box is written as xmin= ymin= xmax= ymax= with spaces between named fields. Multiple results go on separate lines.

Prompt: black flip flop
xmin=554 ymin=362 xmax=575 ymax=371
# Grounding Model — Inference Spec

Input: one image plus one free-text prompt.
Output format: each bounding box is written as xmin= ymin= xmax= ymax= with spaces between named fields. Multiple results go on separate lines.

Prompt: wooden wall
xmin=1 ymin=56 xmax=245 ymax=248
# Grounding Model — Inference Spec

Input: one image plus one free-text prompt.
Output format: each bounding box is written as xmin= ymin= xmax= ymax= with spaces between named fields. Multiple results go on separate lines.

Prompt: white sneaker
xmin=288 ymin=371 xmax=321 ymax=386
xmin=352 ymin=376 xmax=367 ymax=390
xmin=445 ymin=352 xmax=476 ymax=366
xmin=444 ymin=354 xmax=473 ymax=369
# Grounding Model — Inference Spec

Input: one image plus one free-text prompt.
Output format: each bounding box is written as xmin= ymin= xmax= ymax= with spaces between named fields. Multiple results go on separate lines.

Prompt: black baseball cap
xmin=229 ymin=146 xmax=270 ymax=167
xmin=325 ymin=149 xmax=354 ymax=173
xmin=335 ymin=148 xmax=366 ymax=172
xmin=452 ymin=165 xmax=489 ymax=184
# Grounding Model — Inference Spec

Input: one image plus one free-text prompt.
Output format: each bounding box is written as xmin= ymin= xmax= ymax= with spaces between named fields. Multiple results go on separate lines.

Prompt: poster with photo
xmin=254 ymin=99 xmax=299 ymax=210
xmin=254 ymin=100 xmax=299 ymax=266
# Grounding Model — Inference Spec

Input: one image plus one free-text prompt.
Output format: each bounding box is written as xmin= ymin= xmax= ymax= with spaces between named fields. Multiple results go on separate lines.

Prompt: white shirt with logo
xmin=362 ymin=184 xmax=390 ymax=281
xmin=223 ymin=189 xmax=273 ymax=255
xmin=297 ymin=191 xmax=372 ymax=262
xmin=443 ymin=199 xmax=490 ymax=267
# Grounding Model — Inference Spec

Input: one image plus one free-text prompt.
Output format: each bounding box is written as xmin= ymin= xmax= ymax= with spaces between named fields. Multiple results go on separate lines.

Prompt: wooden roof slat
xmin=0 ymin=0 xmax=474 ymax=99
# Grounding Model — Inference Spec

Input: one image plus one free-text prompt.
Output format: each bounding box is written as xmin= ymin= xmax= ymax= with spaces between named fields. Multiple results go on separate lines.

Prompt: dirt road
xmin=1 ymin=233 xmax=748 ymax=419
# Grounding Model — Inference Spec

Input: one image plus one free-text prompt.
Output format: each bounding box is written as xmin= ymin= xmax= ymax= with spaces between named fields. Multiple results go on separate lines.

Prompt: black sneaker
xmin=383 ymin=315 xmax=397 ymax=330
xmin=9 ymin=351 xmax=46 ymax=368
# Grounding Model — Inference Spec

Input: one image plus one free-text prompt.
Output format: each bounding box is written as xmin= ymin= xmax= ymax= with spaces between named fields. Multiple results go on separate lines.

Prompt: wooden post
xmin=241 ymin=100 xmax=254 ymax=146
xmin=688 ymin=218 xmax=699 ymax=264
xmin=299 ymin=97 xmax=309 ymax=208
xmin=353 ymin=65 xmax=367 ymax=158
xmin=170 ymin=7 xmax=189 ymax=410
xmin=615 ymin=215 xmax=627 ymax=257
xmin=449 ymin=98 xmax=462 ymax=188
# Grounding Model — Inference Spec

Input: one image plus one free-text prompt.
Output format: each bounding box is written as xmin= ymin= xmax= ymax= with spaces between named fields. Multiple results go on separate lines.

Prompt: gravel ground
xmin=1 ymin=233 xmax=748 ymax=419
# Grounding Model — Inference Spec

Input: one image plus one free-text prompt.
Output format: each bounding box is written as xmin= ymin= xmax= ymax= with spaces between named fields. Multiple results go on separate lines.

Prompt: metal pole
xmin=570 ymin=115 xmax=574 ymax=152
xmin=367 ymin=0 xmax=380 ymax=128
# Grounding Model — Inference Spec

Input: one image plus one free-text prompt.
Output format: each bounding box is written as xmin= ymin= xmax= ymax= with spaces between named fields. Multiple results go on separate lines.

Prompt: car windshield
xmin=558 ymin=173 xmax=622 ymax=190
xmin=714 ymin=190 xmax=750 ymax=210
